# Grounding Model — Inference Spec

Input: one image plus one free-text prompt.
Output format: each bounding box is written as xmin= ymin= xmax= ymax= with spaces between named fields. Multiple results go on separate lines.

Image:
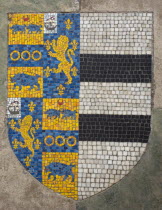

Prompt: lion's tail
xmin=29 ymin=127 xmax=35 ymax=158
xmin=29 ymin=127 xmax=35 ymax=140
xmin=67 ymin=49 xmax=74 ymax=66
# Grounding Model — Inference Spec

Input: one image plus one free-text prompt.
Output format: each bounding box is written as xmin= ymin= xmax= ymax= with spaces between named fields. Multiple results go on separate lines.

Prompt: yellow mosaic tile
xmin=42 ymin=98 xmax=79 ymax=130
xmin=42 ymin=152 xmax=78 ymax=200
xmin=8 ymin=13 xmax=44 ymax=45
xmin=8 ymin=67 xmax=43 ymax=98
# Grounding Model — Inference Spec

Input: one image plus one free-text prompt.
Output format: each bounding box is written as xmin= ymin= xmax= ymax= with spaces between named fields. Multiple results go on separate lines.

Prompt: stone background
xmin=0 ymin=0 xmax=162 ymax=209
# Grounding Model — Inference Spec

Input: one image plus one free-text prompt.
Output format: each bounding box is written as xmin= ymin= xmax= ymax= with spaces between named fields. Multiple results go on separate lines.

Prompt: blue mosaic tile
xmin=7 ymin=12 xmax=153 ymax=200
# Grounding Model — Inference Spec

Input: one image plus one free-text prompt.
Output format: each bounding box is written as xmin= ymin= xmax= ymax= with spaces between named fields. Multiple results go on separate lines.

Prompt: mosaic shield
xmin=7 ymin=13 xmax=152 ymax=200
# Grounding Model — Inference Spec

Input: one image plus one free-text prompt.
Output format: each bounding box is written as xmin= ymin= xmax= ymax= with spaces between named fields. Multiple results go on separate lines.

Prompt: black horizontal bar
xmin=79 ymin=114 xmax=151 ymax=143
xmin=80 ymin=54 xmax=152 ymax=83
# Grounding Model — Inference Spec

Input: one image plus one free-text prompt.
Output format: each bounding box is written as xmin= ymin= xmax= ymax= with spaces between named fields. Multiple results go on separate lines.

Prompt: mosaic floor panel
xmin=7 ymin=13 xmax=153 ymax=200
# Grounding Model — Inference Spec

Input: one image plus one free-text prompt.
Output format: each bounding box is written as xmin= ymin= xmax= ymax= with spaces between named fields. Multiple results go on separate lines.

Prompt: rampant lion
xmin=47 ymin=35 xmax=78 ymax=85
xmin=11 ymin=115 xmax=36 ymax=158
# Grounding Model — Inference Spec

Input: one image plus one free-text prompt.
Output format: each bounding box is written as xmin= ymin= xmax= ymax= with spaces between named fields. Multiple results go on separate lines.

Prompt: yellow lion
xmin=47 ymin=35 xmax=78 ymax=85
xmin=11 ymin=115 xmax=35 ymax=158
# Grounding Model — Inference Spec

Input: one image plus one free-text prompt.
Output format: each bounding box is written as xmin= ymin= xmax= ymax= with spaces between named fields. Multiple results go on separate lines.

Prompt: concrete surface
xmin=1 ymin=0 xmax=162 ymax=209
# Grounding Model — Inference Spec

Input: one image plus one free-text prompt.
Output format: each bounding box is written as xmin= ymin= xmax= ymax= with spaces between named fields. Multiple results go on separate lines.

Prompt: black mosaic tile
xmin=7 ymin=12 xmax=153 ymax=201
xmin=79 ymin=114 xmax=151 ymax=143
xmin=80 ymin=54 xmax=152 ymax=83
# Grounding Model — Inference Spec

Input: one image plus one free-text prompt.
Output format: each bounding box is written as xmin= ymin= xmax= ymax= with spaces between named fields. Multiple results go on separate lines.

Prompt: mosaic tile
xmin=7 ymin=98 xmax=21 ymax=118
xmin=42 ymin=152 xmax=78 ymax=200
xmin=80 ymin=54 xmax=152 ymax=83
xmin=8 ymin=14 xmax=44 ymax=45
xmin=79 ymin=82 xmax=151 ymax=115
xmin=78 ymin=141 xmax=147 ymax=199
xmin=80 ymin=13 xmax=152 ymax=55
xmin=7 ymin=12 xmax=152 ymax=200
xmin=8 ymin=67 xmax=43 ymax=98
xmin=44 ymin=13 xmax=57 ymax=34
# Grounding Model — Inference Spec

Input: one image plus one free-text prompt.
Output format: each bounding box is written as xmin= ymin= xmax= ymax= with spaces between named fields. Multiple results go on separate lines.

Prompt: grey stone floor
xmin=1 ymin=0 xmax=162 ymax=209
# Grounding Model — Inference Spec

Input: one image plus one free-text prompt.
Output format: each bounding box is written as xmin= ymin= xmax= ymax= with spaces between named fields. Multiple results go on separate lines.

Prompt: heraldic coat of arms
xmin=7 ymin=13 xmax=152 ymax=200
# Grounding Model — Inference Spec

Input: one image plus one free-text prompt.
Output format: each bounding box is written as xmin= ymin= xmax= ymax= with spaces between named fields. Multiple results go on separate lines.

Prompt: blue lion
xmin=62 ymin=110 xmax=77 ymax=120
xmin=27 ymin=25 xmax=42 ymax=33
xmin=11 ymin=73 xmax=40 ymax=90
xmin=45 ymin=109 xmax=60 ymax=119
xmin=45 ymin=162 xmax=75 ymax=182
xmin=10 ymin=25 xmax=26 ymax=34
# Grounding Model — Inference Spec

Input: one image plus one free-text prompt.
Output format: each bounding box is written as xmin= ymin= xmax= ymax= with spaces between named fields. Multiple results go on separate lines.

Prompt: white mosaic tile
xmin=79 ymin=82 xmax=151 ymax=115
xmin=7 ymin=98 xmax=21 ymax=118
xmin=78 ymin=141 xmax=147 ymax=199
xmin=44 ymin=13 xmax=57 ymax=34
xmin=80 ymin=13 xmax=153 ymax=55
